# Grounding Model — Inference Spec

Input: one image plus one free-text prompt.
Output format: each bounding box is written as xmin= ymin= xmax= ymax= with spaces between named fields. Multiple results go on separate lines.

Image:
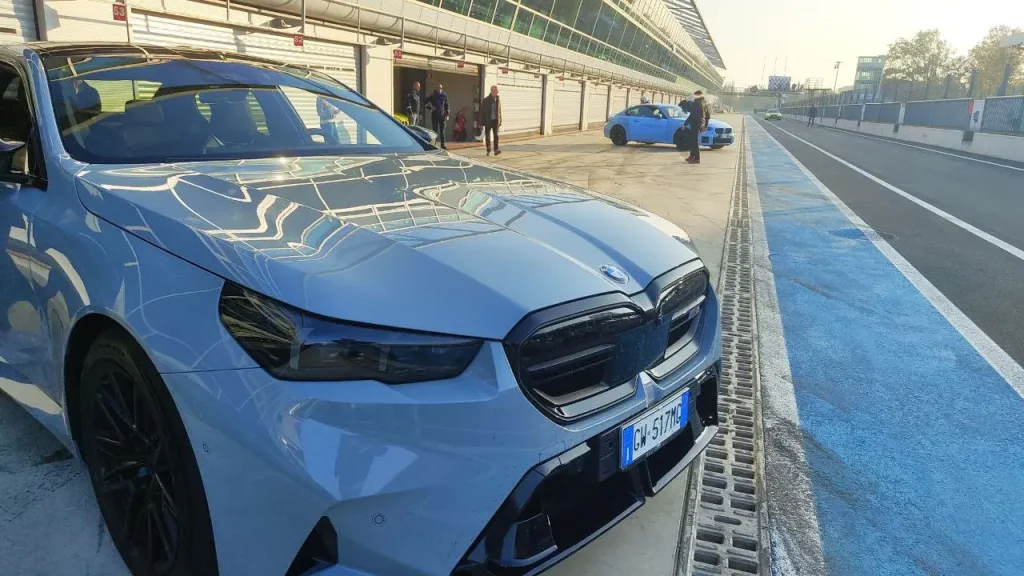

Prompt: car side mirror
xmin=0 ymin=138 xmax=29 ymax=182
xmin=407 ymin=125 xmax=436 ymax=144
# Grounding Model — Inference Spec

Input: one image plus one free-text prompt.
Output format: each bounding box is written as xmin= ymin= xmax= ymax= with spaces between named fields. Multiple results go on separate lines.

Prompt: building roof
xmin=662 ymin=0 xmax=725 ymax=69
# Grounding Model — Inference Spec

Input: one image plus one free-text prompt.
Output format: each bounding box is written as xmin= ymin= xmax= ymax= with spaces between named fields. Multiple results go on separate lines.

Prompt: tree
xmin=884 ymin=29 xmax=954 ymax=98
xmin=967 ymin=26 xmax=1024 ymax=97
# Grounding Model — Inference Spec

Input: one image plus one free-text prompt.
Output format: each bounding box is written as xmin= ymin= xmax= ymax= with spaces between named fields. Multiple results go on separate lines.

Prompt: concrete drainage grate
xmin=682 ymin=124 xmax=770 ymax=576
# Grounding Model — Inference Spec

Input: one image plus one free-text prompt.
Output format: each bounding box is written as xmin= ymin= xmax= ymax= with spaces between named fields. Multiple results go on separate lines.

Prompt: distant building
xmin=854 ymin=56 xmax=886 ymax=102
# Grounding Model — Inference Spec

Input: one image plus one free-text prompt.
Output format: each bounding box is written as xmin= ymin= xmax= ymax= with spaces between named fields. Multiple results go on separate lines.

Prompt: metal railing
xmin=981 ymin=96 xmax=1024 ymax=135
xmin=824 ymin=105 xmax=839 ymax=118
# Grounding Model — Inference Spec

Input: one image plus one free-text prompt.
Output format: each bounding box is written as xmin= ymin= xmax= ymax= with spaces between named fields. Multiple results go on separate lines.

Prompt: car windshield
xmin=663 ymin=105 xmax=685 ymax=118
xmin=42 ymin=55 xmax=426 ymax=164
xmin=768 ymin=109 xmax=780 ymax=113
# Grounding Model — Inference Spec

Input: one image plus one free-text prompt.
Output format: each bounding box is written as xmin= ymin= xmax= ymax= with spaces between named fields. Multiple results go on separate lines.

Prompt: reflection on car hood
xmin=76 ymin=152 xmax=699 ymax=339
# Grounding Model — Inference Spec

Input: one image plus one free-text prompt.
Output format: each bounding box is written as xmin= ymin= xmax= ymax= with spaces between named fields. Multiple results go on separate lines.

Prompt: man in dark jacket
xmin=427 ymin=84 xmax=450 ymax=149
xmin=808 ymin=104 xmax=817 ymax=127
xmin=481 ymin=85 xmax=502 ymax=156
xmin=405 ymin=81 xmax=422 ymax=127
xmin=685 ymin=90 xmax=708 ymax=164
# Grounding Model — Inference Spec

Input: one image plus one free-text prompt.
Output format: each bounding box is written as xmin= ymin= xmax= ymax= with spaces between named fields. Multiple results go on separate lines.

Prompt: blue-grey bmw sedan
xmin=0 ymin=43 xmax=720 ymax=576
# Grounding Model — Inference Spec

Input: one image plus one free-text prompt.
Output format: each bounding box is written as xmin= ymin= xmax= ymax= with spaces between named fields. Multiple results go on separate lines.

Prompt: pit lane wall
xmin=781 ymin=107 xmax=1024 ymax=164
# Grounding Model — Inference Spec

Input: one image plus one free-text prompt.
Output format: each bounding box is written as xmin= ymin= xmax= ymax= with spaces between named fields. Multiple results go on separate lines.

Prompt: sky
xmin=697 ymin=0 xmax=1024 ymax=89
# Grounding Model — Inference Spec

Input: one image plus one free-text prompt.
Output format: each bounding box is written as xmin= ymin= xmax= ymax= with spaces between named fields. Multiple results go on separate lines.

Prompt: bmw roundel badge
xmin=599 ymin=264 xmax=628 ymax=284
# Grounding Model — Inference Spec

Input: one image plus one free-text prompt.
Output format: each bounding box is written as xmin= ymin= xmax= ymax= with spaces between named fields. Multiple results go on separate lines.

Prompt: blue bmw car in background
xmin=0 ymin=43 xmax=721 ymax=576
xmin=603 ymin=103 xmax=735 ymax=150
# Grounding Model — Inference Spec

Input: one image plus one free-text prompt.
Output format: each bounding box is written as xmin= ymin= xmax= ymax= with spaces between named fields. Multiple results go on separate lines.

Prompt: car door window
xmin=650 ymin=107 xmax=665 ymax=120
xmin=624 ymin=106 xmax=640 ymax=117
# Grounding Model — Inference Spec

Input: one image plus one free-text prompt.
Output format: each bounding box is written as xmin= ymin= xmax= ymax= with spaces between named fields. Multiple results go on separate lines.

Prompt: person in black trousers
xmin=808 ymin=104 xmax=817 ymax=126
xmin=685 ymin=91 xmax=708 ymax=164
xmin=405 ymin=81 xmax=422 ymax=127
xmin=481 ymin=85 xmax=502 ymax=155
xmin=426 ymin=84 xmax=450 ymax=149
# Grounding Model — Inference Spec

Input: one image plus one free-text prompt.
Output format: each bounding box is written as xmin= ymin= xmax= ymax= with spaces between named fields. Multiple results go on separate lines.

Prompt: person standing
xmin=808 ymin=103 xmax=817 ymax=127
xmin=427 ymin=83 xmax=450 ymax=149
xmin=481 ymin=85 xmax=502 ymax=156
xmin=316 ymin=95 xmax=341 ymax=145
xmin=405 ymin=81 xmax=422 ymax=127
xmin=685 ymin=90 xmax=708 ymax=164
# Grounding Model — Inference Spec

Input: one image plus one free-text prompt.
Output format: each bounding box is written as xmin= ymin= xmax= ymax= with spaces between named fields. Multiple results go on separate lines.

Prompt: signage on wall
xmin=293 ymin=34 xmax=304 ymax=47
xmin=393 ymin=49 xmax=403 ymax=60
xmin=500 ymin=67 xmax=508 ymax=74
xmin=457 ymin=61 xmax=465 ymax=69
xmin=112 ymin=2 xmax=127 ymax=21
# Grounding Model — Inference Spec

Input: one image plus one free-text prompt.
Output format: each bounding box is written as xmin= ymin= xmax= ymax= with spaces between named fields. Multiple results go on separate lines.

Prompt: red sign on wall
xmin=293 ymin=34 xmax=304 ymax=46
xmin=500 ymin=67 xmax=508 ymax=74
xmin=393 ymin=49 xmax=403 ymax=60
xmin=112 ymin=3 xmax=127 ymax=21
xmin=457 ymin=61 xmax=465 ymax=69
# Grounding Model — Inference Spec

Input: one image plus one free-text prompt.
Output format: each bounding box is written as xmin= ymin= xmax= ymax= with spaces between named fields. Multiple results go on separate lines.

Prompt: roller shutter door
xmin=588 ymin=84 xmax=609 ymax=124
xmin=497 ymin=70 xmax=542 ymax=135
xmin=552 ymin=79 xmax=583 ymax=130
xmin=129 ymin=12 xmax=360 ymax=91
xmin=611 ymin=87 xmax=628 ymax=116
xmin=0 ymin=0 xmax=36 ymax=42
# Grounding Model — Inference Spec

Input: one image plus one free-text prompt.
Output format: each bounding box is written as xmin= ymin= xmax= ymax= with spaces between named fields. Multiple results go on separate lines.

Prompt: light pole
xmin=833 ymin=61 xmax=842 ymax=94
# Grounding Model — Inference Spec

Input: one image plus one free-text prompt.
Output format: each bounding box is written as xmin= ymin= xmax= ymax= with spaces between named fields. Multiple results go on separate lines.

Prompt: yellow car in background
xmin=764 ymin=109 xmax=783 ymax=121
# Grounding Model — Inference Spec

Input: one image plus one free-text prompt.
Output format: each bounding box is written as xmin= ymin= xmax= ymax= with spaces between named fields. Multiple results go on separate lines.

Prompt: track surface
xmin=748 ymin=117 xmax=1024 ymax=576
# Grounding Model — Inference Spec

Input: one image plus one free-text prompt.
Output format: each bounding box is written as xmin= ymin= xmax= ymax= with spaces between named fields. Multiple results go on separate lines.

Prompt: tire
xmin=711 ymin=145 xmax=725 ymax=150
xmin=673 ymin=129 xmax=687 ymax=151
xmin=80 ymin=331 xmax=218 ymax=576
xmin=610 ymin=125 xmax=628 ymax=146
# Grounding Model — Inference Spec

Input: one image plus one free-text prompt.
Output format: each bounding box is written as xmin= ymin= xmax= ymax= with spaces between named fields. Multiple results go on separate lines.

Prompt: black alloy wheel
xmin=673 ymin=129 xmax=687 ymax=151
xmin=611 ymin=125 xmax=628 ymax=146
xmin=80 ymin=331 xmax=217 ymax=576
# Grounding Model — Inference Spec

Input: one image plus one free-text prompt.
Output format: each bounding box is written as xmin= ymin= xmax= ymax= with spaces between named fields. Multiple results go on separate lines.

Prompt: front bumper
xmin=701 ymin=132 xmax=735 ymax=146
xmin=162 ymin=290 xmax=721 ymax=576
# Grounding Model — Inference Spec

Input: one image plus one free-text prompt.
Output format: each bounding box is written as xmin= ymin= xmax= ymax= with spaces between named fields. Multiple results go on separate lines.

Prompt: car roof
xmin=1 ymin=42 xmax=287 ymax=68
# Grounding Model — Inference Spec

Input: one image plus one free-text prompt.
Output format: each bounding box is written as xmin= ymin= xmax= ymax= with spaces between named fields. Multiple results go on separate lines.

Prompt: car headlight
xmin=219 ymin=282 xmax=483 ymax=383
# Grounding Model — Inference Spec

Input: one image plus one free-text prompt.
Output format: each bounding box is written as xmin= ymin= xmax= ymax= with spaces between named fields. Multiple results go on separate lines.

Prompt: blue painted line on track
xmin=749 ymin=126 xmax=1024 ymax=576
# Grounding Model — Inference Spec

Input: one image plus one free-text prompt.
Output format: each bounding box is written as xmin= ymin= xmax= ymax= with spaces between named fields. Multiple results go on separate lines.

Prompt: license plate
xmin=620 ymin=389 xmax=690 ymax=468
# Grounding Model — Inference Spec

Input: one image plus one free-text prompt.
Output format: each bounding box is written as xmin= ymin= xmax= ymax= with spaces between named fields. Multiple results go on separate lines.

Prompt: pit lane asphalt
xmin=747 ymin=116 xmax=1024 ymax=575
xmin=755 ymin=116 xmax=1024 ymax=366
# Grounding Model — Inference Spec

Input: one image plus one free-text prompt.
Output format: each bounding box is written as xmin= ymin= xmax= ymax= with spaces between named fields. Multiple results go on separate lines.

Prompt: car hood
xmin=707 ymin=119 xmax=731 ymax=131
xmin=75 ymin=152 xmax=700 ymax=339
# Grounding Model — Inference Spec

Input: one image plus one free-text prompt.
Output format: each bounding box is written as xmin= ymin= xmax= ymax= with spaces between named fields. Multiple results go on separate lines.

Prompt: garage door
xmin=552 ymin=78 xmax=583 ymax=130
xmin=0 ymin=0 xmax=36 ymax=42
xmin=497 ymin=70 xmax=542 ymax=135
xmin=611 ymin=87 xmax=628 ymax=116
xmin=129 ymin=12 xmax=360 ymax=91
xmin=588 ymin=84 xmax=609 ymax=124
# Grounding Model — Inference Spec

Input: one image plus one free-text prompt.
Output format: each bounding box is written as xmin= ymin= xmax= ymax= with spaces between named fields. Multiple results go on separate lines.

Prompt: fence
xmin=824 ymin=105 xmax=840 ymax=118
xmin=862 ymin=103 xmax=881 ymax=122
xmin=902 ymin=99 xmax=972 ymax=130
xmin=840 ymin=104 xmax=863 ymax=121
xmin=981 ymin=96 xmax=1024 ymax=135
xmin=878 ymin=102 xmax=901 ymax=124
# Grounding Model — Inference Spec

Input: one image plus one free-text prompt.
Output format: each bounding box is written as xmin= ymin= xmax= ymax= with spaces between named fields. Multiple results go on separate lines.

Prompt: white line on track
xmin=744 ymin=125 xmax=828 ymax=576
xmin=761 ymin=120 xmax=1024 ymax=264
xmin=780 ymin=118 xmax=1024 ymax=173
xmin=751 ymin=120 xmax=1024 ymax=401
